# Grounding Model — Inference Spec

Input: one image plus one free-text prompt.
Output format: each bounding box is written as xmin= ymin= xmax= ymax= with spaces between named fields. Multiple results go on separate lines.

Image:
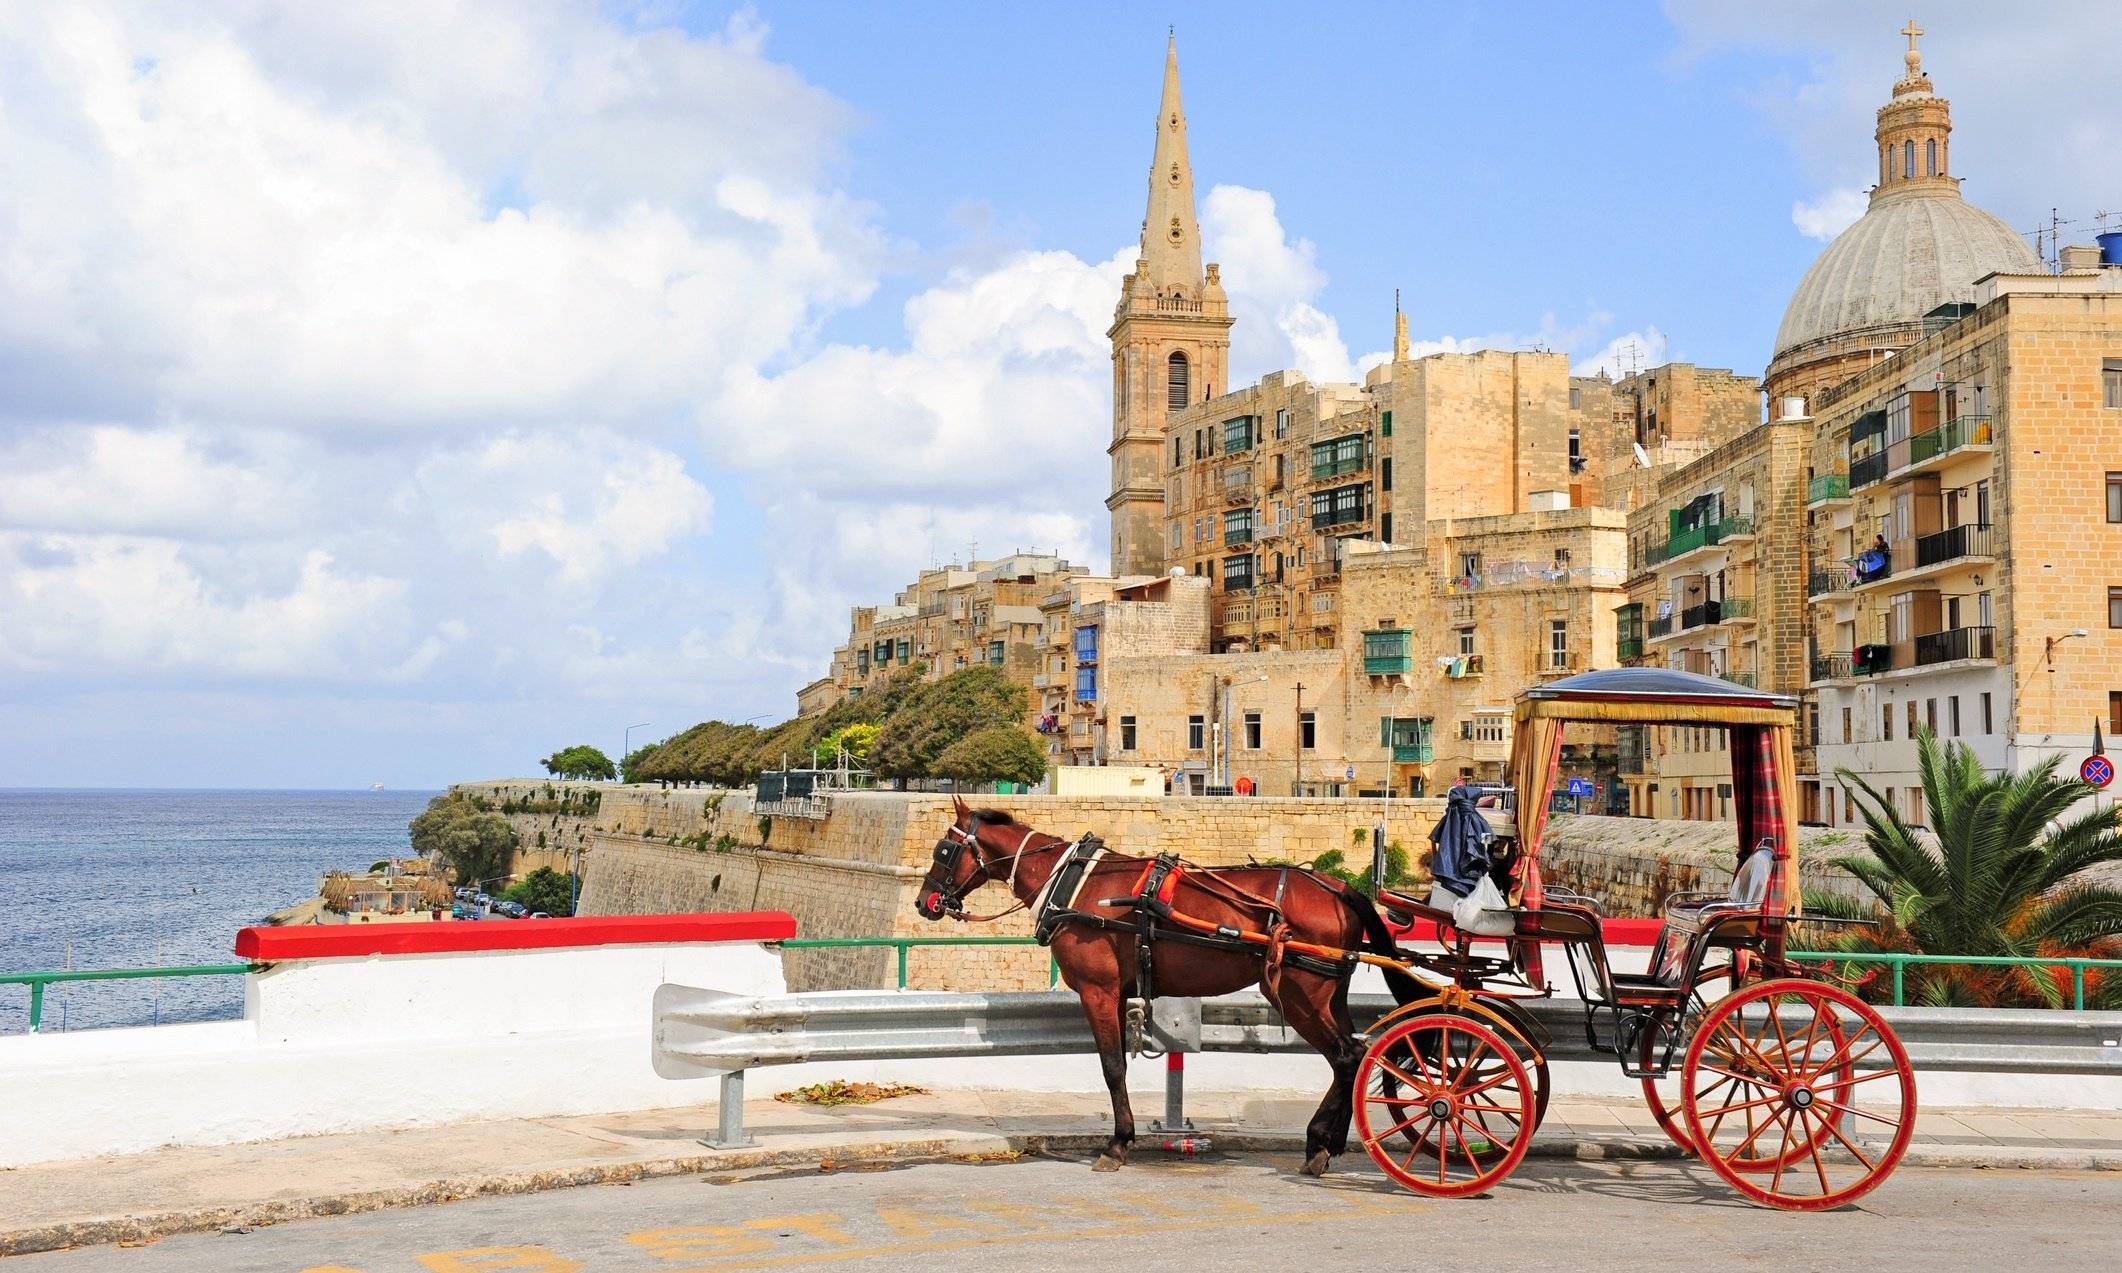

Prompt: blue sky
xmin=0 ymin=2 xmax=2110 ymax=787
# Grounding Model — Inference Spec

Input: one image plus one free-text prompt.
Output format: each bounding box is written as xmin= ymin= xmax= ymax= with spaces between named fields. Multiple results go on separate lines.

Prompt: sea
xmin=0 ymin=788 xmax=438 ymax=1032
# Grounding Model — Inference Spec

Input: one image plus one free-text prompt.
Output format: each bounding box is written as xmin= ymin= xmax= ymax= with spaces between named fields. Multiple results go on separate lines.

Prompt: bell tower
xmin=1106 ymin=34 xmax=1232 ymax=577
xmin=1871 ymin=20 xmax=1954 ymax=204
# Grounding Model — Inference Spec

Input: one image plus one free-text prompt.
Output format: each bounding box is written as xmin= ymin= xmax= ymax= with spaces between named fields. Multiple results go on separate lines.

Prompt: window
xmin=1458 ymin=551 xmax=1481 ymax=581
xmin=1925 ymin=698 xmax=1937 ymax=734
xmin=989 ymin=639 xmax=1006 ymax=665
xmin=1975 ymin=479 xmax=1991 ymax=525
xmin=2110 ymin=586 xmax=2122 ymax=629
xmin=1223 ymin=416 xmax=1254 ymax=453
xmin=2106 ymin=361 xmax=2122 ymax=410
xmin=1981 ymin=692 xmax=1994 ymax=734
xmin=1568 ymin=428 xmax=1582 ymax=469
xmin=1187 ymin=715 xmax=1206 ymax=750
xmin=1193 ymin=429 xmax=1204 ymax=461
xmin=1275 ymin=407 xmax=1289 ymax=439
xmin=1167 ymin=352 xmax=1190 ymax=409
xmin=1073 ymin=664 xmax=1096 ymax=702
xmin=1223 ymin=553 xmax=1254 ymax=590
xmin=1881 ymin=703 xmax=1893 ymax=742
xmin=1381 ymin=409 xmax=1392 ymax=438
xmin=896 ymin=638 xmax=911 ymax=662
xmin=1309 ymin=483 xmax=1366 ymax=528
xmin=1380 ymin=514 xmax=1392 ymax=543
xmin=2111 ymin=692 xmax=2122 ymax=735
xmin=1926 ymin=137 xmax=1937 ymax=175
xmin=1310 ymin=433 xmax=1366 ymax=479
xmin=1381 ymin=457 xmax=1392 ymax=492
xmin=1457 ymin=627 xmax=1476 ymax=656
xmin=2108 ymin=473 xmax=2122 ymax=523
xmin=1300 ymin=711 xmax=1316 ymax=750
xmin=1555 ymin=547 xmax=1571 ymax=567
xmin=1903 ymin=139 xmax=1914 ymax=178
xmin=1841 ymin=706 xmax=1852 ymax=744
xmin=1119 ymin=715 xmax=1138 ymax=751
xmin=1950 ymin=696 xmax=1961 ymax=737
xmin=1243 ymin=710 xmax=1262 ymax=749
xmin=1171 ymin=436 xmax=1183 ymax=468
xmin=1906 ymin=700 xmax=1918 ymax=738
xmin=1569 ymin=386 xmax=1582 ymax=409
xmin=1548 ymin=619 xmax=1569 ymax=669
xmin=1170 ymin=522 xmax=1183 ymax=551
xmin=855 ymin=649 xmax=869 ymax=674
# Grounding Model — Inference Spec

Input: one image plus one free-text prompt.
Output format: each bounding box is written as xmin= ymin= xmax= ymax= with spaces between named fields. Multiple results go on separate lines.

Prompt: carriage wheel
xmin=1377 ymin=1013 xmax=1549 ymax=1165
xmin=1355 ymin=1013 xmax=1535 ymax=1197
xmin=1681 ymin=979 xmax=1916 ymax=1210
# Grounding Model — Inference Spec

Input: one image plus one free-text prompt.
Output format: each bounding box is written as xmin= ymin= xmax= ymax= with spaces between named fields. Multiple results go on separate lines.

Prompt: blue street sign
xmin=1566 ymin=777 xmax=1595 ymax=797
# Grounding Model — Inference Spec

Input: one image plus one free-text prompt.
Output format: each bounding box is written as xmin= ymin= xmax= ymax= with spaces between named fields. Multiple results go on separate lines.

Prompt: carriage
xmin=1353 ymin=667 xmax=1916 ymax=1209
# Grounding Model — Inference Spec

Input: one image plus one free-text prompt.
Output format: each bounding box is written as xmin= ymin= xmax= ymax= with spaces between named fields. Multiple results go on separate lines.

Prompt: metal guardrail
xmin=1 ymin=964 xmax=257 ymax=1032
xmin=653 ymin=986 xmax=2122 ymax=1147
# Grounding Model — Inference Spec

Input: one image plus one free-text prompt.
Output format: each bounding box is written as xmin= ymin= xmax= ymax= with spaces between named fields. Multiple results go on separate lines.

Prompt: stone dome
xmin=1772 ymin=188 xmax=2037 ymax=361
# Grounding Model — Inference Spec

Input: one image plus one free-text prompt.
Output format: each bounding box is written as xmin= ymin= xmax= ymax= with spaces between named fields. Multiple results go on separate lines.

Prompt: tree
xmin=502 ymin=866 xmax=579 ymax=917
xmin=869 ymin=666 xmax=1029 ymax=780
xmin=1811 ymin=727 xmax=2122 ymax=1008
xmin=619 ymin=745 xmax=657 ymax=784
xmin=813 ymin=722 xmax=880 ymax=769
xmin=541 ymin=744 xmax=617 ymax=781
xmin=931 ymin=725 xmax=1048 ymax=788
xmin=408 ymin=792 xmax=518 ymax=892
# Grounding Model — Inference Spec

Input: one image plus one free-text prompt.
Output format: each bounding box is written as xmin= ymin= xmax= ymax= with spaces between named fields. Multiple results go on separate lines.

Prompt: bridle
xmin=923 ymin=819 xmax=1058 ymax=922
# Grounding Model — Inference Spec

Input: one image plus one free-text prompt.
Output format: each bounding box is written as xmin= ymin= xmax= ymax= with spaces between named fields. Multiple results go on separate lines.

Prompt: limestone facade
xmin=1802 ymin=261 xmax=2122 ymax=827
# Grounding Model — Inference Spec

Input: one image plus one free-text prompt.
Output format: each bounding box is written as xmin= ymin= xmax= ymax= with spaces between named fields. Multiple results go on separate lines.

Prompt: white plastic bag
xmin=1451 ymin=873 xmax=1516 ymax=936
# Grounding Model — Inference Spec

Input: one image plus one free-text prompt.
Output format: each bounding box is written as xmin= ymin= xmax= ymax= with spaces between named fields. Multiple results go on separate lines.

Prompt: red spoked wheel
xmin=1639 ymin=964 xmax=1732 ymax=1157
xmin=1355 ymin=1013 xmax=1535 ymax=1197
xmin=1384 ymin=1013 xmax=1549 ymax=1165
xmin=1681 ymin=979 xmax=1917 ymax=1210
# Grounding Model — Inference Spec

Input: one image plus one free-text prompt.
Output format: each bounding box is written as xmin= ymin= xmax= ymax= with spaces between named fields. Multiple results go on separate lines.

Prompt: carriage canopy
xmin=1510 ymin=667 xmax=1801 ymax=909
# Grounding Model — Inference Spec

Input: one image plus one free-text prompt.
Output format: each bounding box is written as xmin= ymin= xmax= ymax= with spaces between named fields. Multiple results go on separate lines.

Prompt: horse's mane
xmin=968 ymin=808 xmax=1019 ymax=828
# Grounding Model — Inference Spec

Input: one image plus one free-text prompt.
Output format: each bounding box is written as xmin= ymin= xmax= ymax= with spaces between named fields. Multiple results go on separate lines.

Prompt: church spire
xmin=1872 ymin=18 xmax=1954 ymax=204
xmin=1137 ymin=32 xmax=1205 ymax=291
xmin=1393 ymin=289 xmax=1411 ymax=362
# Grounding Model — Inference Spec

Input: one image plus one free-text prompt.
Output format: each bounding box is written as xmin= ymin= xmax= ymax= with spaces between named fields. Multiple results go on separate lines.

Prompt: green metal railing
xmin=784 ymin=936 xmax=1058 ymax=990
xmin=1788 ymin=950 xmax=2122 ymax=1011
xmin=1650 ymin=516 xmax=1751 ymax=564
xmin=1806 ymin=473 xmax=1849 ymax=504
xmin=3 ymin=964 xmax=257 ymax=1032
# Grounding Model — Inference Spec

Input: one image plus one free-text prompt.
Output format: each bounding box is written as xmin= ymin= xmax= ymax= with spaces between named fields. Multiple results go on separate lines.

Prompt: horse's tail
xmin=1336 ymin=886 xmax=1422 ymax=1005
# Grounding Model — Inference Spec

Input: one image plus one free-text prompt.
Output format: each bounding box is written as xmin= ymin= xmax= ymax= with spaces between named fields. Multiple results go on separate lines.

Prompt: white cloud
xmin=0 ymin=426 xmax=304 ymax=538
xmin=1203 ymin=184 xmax=1364 ymax=385
xmin=1573 ymin=328 xmax=1670 ymax=377
xmin=1791 ymin=187 xmax=1867 ymax=241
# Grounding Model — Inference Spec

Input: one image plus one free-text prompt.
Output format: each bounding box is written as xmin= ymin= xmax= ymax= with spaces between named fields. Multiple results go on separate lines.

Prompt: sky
xmin=0 ymin=1 xmax=2113 ymax=788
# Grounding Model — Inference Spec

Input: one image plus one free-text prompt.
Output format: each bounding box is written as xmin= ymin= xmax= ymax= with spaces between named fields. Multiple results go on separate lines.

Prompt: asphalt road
xmin=17 ymin=1152 xmax=2121 ymax=1272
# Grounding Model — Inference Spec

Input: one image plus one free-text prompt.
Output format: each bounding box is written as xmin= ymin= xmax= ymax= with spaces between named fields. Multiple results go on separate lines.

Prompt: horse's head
xmin=915 ymin=795 xmax=1006 ymax=921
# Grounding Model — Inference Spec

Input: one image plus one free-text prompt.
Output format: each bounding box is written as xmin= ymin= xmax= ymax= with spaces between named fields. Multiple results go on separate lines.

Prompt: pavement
xmin=2 ymin=1087 xmax=2119 ymax=1260
xmin=12 ymin=1153 xmax=2122 ymax=1272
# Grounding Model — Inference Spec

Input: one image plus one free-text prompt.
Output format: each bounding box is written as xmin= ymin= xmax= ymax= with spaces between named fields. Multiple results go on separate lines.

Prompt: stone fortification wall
xmin=449 ymin=781 xmax=1865 ymax=990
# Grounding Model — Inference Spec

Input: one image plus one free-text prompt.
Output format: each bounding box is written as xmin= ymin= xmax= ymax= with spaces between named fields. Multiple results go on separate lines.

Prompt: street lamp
xmin=622 ymin=721 xmax=653 ymax=776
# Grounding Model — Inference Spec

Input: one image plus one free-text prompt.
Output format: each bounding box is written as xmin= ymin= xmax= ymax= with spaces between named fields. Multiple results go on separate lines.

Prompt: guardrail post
xmin=704 ymin=1069 xmax=758 ymax=1150
xmin=2073 ymin=963 xmax=2086 ymax=1012
xmin=897 ymin=942 xmax=909 ymax=991
xmin=27 ymin=980 xmax=43 ymax=1032
xmin=1151 ymin=1052 xmax=1193 ymax=1134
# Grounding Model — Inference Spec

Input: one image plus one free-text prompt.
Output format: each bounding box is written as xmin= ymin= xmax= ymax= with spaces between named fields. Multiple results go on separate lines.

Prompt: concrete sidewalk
xmin=3 ymin=1088 xmax=2118 ymax=1257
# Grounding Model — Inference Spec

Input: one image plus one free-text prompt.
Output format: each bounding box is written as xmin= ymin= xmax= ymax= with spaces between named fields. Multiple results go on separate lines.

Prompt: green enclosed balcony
xmin=1650 ymin=516 xmax=1751 ymax=565
xmin=1807 ymin=473 xmax=1849 ymax=504
xmin=1363 ymin=628 xmax=1412 ymax=676
xmin=1382 ymin=716 xmax=1433 ymax=763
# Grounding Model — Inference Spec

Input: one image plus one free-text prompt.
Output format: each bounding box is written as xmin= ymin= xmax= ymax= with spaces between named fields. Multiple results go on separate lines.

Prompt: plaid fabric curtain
xmin=1728 ymin=723 xmax=1800 ymax=917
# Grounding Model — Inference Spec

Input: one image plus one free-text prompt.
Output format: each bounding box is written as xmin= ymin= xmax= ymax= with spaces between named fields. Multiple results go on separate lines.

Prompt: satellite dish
xmin=1631 ymin=442 xmax=1651 ymax=469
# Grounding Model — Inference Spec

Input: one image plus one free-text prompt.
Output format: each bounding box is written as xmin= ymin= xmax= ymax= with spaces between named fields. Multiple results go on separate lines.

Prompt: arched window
xmin=1926 ymin=138 xmax=1937 ymax=175
xmin=1904 ymin=140 xmax=1915 ymax=179
xmin=1167 ymin=352 xmax=1190 ymax=409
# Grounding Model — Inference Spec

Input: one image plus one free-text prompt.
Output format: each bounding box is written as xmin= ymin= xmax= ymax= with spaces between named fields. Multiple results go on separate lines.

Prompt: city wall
xmin=456 ymin=782 xmax=1860 ymax=991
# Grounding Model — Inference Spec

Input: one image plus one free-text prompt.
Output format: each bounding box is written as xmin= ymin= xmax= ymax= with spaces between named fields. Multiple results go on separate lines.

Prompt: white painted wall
xmin=0 ymin=939 xmax=785 ymax=1168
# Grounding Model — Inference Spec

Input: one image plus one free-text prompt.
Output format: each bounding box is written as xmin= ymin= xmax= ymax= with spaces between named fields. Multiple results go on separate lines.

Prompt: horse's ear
xmin=952 ymin=794 xmax=970 ymax=824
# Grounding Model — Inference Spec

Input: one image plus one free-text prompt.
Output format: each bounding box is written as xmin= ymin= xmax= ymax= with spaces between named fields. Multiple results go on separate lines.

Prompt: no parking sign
xmin=2081 ymin=755 xmax=2114 ymax=789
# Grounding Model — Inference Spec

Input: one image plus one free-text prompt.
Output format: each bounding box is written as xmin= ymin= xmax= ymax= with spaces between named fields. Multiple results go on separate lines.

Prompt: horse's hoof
xmin=1302 ymin=1150 xmax=1331 ymax=1177
xmin=1092 ymin=1154 xmax=1123 ymax=1173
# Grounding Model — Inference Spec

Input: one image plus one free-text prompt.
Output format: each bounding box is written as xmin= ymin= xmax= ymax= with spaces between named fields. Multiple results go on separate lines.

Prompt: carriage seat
xmin=1641 ymin=840 xmax=1776 ymax=985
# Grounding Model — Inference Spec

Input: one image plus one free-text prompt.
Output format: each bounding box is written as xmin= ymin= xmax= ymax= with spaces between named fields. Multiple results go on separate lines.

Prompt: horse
xmin=914 ymin=796 xmax=1419 ymax=1175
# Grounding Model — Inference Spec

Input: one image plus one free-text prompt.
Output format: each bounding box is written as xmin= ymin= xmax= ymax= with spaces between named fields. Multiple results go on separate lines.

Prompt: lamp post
xmin=622 ymin=721 xmax=652 ymax=780
xmin=1294 ymin=681 xmax=1306 ymax=797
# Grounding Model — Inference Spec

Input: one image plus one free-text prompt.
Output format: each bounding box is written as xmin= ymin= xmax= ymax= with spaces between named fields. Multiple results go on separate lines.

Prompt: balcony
xmin=1724 ymin=670 xmax=1757 ymax=688
xmin=1808 ymin=568 xmax=1851 ymax=599
xmin=1363 ymin=628 xmax=1413 ymax=677
xmin=1853 ymin=643 xmax=1893 ymax=676
xmin=1222 ymin=573 xmax=1255 ymax=594
xmin=1718 ymin=596 xmax=1756 ymax=625
xmin=1914 ymin=625 xmax=1996 ymax=667
xmin=1391 ymin=742 xmax=1435 ymax=763
xmin=1850 ymin=450 xmax=1889 ymax=491
xmin=1890 ymin=415 xmax=1993 ymax=481
xmin=1810 ymin=653 xmax=1853 ymax=683
xmin=1647 ymin=614 xmax=1675 ymax=640
xmin=1679 ymin=599 xmax=1723 ymax=631
xmin=1913 ymin=522 xmax=1995 ymax=570
xmin=1617 ymin=636 xmax=1644 ymax=661
xmin=1651 ymin=517 xmax=1751 ymax=566
xmin=1311 ymin=455 xmax=1366 ymax=481
xmin=1224 ymin=524 xmax=1255 ymax=546
xmin=1311 ymin=507 xmax=1366 ymax=530
xmin=1807 ymin=473 xmax=1850 ymax=505
xmin=1443 ymin=654 xmax=1483 ymax=679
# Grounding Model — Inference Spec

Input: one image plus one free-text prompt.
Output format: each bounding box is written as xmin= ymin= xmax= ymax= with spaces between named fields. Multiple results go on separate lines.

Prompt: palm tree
xmin=1809 ymin=727 xmax=2122 ymax=1008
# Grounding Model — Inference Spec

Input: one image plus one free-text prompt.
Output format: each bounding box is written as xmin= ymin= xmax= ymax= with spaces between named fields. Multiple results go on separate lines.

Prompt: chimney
xmin=2060 ymin=243 xmax=2102 ymax=274
xmin=1778 ymin=396 xmax=1808 ymax=422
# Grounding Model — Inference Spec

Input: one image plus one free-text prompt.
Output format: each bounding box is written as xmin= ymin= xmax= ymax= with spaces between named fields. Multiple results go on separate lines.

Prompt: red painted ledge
xmin=234 ymin=912 xmax=798 ymax=961
xmin=1386 ymin=915 xmax=1666 ymax=948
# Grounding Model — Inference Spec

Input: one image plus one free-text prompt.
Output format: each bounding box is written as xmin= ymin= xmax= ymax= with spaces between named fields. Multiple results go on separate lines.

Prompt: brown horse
xmin=914 ymin=797 xmax=1418 ymax=1174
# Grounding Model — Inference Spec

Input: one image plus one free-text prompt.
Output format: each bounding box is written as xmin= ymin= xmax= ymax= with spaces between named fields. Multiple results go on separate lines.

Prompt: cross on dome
xmin=1900 ymin=18 xmax=1924 ymax=75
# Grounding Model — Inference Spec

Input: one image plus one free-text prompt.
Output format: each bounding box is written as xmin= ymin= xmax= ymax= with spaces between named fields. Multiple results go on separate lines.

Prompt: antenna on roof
xmin=1632 ymin=442 xmax=1651 ymax=469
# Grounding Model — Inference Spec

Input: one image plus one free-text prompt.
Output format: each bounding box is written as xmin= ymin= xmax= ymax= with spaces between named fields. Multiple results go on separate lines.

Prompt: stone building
xmin=809 ymin=552 xmax=1088 ymax=714
xmin=1802 ymin=251 xmax=2122 ymax=825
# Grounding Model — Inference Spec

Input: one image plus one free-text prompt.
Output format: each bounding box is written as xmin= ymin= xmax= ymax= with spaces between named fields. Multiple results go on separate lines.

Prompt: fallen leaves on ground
xmin=774 ymin=1080 xmax=930 ymax=1107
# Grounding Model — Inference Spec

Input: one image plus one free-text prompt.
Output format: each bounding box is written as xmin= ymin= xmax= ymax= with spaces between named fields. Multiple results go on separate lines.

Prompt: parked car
xmin=529 ymin=912 xmax=550 ymax=919
xmin=472 ymin=893 xmax=492 ymax=908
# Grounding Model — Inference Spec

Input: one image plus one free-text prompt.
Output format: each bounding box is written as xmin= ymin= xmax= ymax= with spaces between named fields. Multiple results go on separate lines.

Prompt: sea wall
xmin=451 ymin=781 xmax=1864 ymax=993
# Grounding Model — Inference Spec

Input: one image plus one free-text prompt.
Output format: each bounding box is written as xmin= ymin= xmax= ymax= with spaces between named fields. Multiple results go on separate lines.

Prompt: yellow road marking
xmin=414 ymin=1247 xmax=583 ymax=1272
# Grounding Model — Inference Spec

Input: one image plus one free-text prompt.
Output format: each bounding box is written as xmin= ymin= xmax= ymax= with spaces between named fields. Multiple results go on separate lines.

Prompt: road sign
xmin=1344 ymin=765 xmax=1356 ymax=781
xmin=1566 ymin=777 xmax=1595 ymax=797
xmin=2082 ymin=755 xmax=2114 ymax=789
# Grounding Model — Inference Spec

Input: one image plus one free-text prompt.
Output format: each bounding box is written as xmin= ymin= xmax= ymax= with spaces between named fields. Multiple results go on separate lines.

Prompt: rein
xmin=938 ymin=823 xmax=1065 ymax=923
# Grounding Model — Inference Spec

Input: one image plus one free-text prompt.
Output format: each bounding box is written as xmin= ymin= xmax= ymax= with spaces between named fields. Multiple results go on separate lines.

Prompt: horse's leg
xmin=1268 ymin=968 xmax=1362 ymax=1177
xmin=1056 ymin=931 xmax=1135 ymax=1171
